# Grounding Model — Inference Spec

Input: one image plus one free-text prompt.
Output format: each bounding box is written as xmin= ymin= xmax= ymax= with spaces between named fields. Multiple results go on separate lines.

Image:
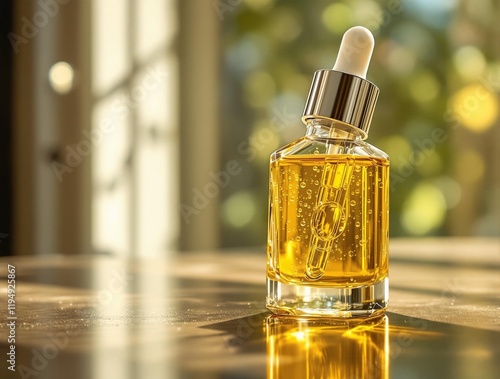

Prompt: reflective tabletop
xmin=1 ymin=238 xmax=499 ymax=379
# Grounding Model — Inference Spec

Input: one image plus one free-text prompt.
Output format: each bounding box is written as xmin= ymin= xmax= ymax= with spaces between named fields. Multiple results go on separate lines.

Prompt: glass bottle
xmin=266 ymin=27 xmax=389 ymax=317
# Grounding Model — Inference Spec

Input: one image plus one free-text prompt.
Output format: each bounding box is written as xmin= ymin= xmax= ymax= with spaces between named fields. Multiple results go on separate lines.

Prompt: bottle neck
xmin=305 ymin=118 xmax=366 ymax=141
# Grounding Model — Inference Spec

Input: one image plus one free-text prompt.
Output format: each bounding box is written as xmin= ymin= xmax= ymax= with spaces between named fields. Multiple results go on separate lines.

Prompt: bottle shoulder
xmin=358 ymin=141 xmax=389 ymax=160
xmin=270 ymin=136 xmax=389 ymax=162
xmin=270 ymin=137 xmax=311 ymax=162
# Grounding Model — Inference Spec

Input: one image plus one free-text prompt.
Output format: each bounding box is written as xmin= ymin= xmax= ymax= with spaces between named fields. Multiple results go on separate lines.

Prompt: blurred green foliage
xmin=219 ymin=0 xmax=500 ymax=247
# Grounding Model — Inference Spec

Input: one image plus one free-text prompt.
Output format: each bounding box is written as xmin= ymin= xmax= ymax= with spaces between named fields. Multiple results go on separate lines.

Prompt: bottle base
xmin=266 ymin=277 xmax=388 ymax=318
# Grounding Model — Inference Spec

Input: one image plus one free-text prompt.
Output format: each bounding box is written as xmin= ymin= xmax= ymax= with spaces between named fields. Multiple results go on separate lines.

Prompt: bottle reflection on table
xmin=266 ymin=314 xmax=388 ymax=379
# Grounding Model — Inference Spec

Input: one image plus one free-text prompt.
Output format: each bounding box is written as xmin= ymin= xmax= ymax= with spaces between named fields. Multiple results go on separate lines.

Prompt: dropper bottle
xmin=266 ymin=26 xmax=389 ymax=317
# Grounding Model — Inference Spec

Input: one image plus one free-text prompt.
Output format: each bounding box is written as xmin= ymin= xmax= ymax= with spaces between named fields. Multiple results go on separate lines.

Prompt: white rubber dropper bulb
xmin=332 ymin=26 xmax=375 ymax=79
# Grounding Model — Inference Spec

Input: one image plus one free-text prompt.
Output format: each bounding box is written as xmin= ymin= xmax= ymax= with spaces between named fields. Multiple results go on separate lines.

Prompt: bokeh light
xmin=48 ymin=61 xmax=75 ymax=94
xmin=321 ymin=3 xmax=352 ymax=35
xmin=402 ymin=183 xmax=447 ymax=235
xmin=222 ymin=191 xmax=257 ymax=228
xmin=448 ymin=84 xmax=498 ymax=132
xmin=453 ymin=46 xmax=486 ymax=81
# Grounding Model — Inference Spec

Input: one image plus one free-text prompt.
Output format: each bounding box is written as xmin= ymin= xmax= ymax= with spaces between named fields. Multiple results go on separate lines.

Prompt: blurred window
xmin=91 ymin=0 xmax=179 ymax=257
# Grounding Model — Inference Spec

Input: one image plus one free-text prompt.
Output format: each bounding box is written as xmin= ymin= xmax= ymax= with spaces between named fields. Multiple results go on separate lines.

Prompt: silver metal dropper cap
xmin=302 ymin=27 xmax=379 ymax=138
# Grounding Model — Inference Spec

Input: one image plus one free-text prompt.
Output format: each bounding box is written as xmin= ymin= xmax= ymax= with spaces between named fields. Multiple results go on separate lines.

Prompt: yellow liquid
xmin=266 ymin=315 xmax=389 ymax=379
xmin=267 ymin=154 xmax=389 ymax=287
